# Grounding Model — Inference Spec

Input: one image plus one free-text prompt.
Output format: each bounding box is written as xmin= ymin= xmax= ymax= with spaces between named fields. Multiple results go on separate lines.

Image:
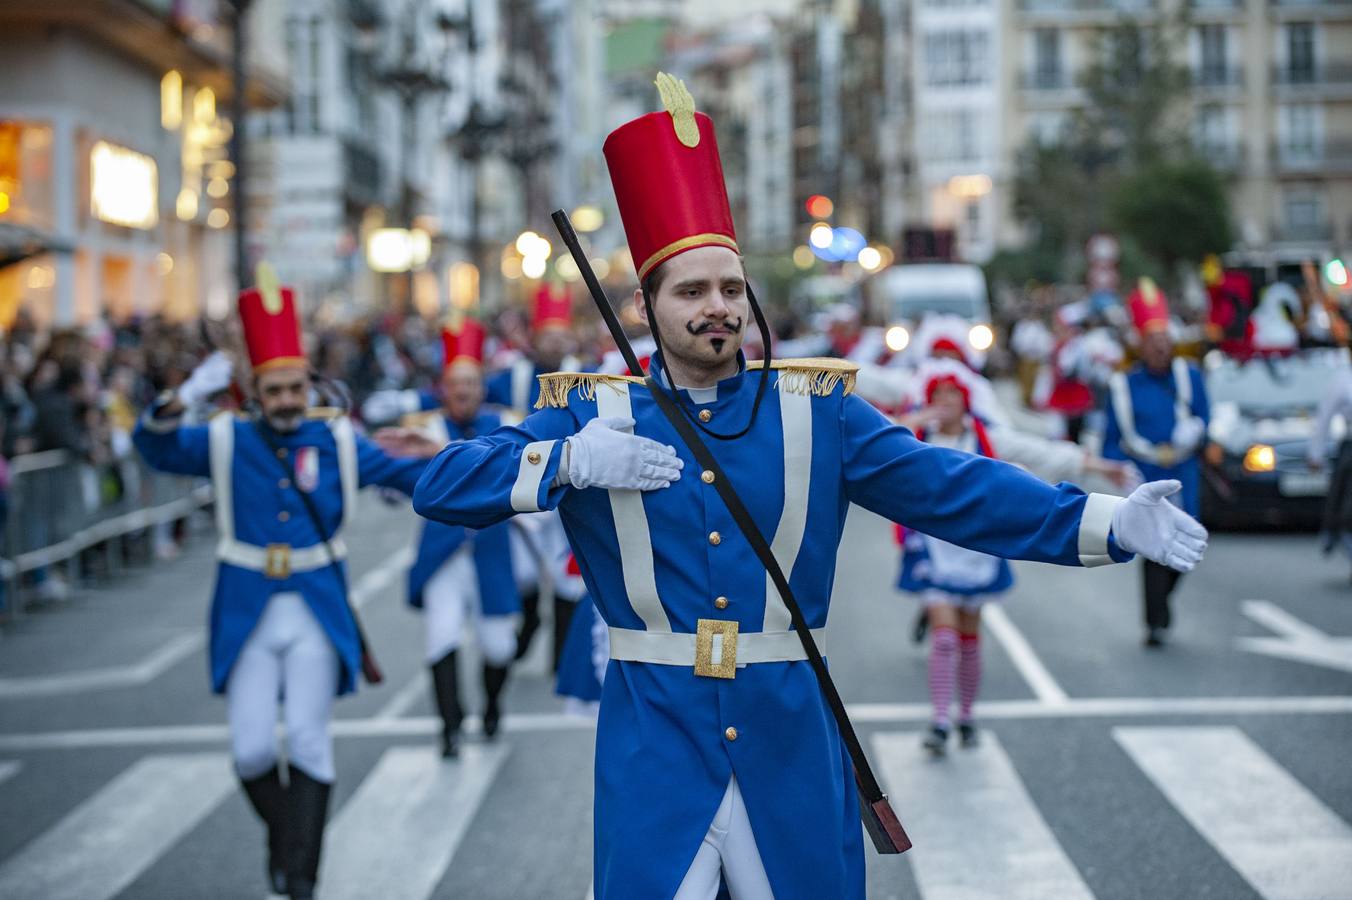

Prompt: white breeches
xmin=424 ymin=549 xmax=518 ymax=666
xmin=227 ymin=592 xmax=339 ymax=783
xmin=673 ymin=776 xmax=774 ymax=900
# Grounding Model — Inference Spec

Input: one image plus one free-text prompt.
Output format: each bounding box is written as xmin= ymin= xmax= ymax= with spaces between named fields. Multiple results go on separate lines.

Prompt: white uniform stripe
xmin=595 ymin=382 xmax=672 ymax=633
xmin=872 ymin=732 xmax=1094 ymax=900
xmin=762 ymin=387 xmax=812 ymax=632
xmin=321 ymin=744 xmax=508 ymax=900
xmin=1076 ymin=492 xmax=1119 ymax=567
xmin=510 ymin=440 xmax=556 ymax=512
xmin=0 ymin=760 xmax=20 ymax=787
xmin=0 ymin=753 xmax=233 ymax=900
xmin=328 ymin=416 xmax=359 ymax=531
xmin=208 ymin=414 xmax=235 ymax=547
xmin=1115 ymin=726 xmax=1352 ymax=900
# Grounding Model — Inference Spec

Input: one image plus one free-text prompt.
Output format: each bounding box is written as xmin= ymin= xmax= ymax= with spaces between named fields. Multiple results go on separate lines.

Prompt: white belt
xmin=609 ymin=622 xmax=824 ymax=679
xmin=217 ymin=537 xmax=347 ymax=576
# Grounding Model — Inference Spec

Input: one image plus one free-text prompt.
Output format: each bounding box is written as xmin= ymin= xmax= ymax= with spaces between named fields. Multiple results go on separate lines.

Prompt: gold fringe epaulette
xmin=758 ymin=358 xmax=858 ymax=397
xmin=305 ymin=406 xmax=345 ymax=421
xmin=535 ymin=372 xmax=645 ymax=409
xmin=399 ymin=409 xmax=440 ymax=429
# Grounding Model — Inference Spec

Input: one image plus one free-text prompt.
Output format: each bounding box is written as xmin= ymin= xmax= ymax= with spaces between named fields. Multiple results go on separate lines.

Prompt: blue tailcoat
xmin=407 ymin=411 xmax=520 ymax=616
xmin=133 ymin=412 xmax=426 ymax=694
xmin=411 ymin=355 xmax=1128 ymax=900
xmin=1103 ymin=362 xmax=1209 ymax=517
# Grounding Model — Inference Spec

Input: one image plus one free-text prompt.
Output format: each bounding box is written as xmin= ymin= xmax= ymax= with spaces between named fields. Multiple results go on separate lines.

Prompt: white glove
xmin=1170 ymin=416 xmax=1206 ymax=453
xmin=1111 ymin=480 xmax=1208 ymax=572
xmin=564 ymin=416 xmax=683 ymax=491
xmin=361 ymin=389 xmax=421 ymax=425
xmin=177 ymin=351 xmax=233 ymax=408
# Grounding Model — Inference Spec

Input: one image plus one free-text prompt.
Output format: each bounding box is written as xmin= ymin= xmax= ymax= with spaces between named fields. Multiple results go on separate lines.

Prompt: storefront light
xmin=0 ymin=192 xmax=9 ymax=215
xmin=207 ymin=207 xmax=229 ymax=229
xmin=156 ymin=252 xmax=174 ymax=275
xmin=207 ymin=177 xmax=229 ymax=199
xmin=91 ymin=142 xmax=158 ymax=229
xmin=571 ymin=205 xmax=604 ymax=233
xmin=176 ymin=189 xmax=199 ymax=221
xmin=368 ymin=228 xmax=416 ymax=273
xmin=161 ymin=71 xmax=183 ymax=131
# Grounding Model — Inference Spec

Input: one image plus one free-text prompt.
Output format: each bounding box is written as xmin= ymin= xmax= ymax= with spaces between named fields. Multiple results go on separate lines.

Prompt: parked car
xmin=866 ymin=264 xmax=994 ymax=358
xmin=1201 ymin=348 xmax=1349 ymax=528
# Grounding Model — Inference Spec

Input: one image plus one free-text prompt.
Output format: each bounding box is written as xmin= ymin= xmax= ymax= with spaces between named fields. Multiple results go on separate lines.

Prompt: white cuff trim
xmin=510 ymin=440 xmax=556 ymax=512
xmin=1078 ymin=492 xmax=1120 ymax=567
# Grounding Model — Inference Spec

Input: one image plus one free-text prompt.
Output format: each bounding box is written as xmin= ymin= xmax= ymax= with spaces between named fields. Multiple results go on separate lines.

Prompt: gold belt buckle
xmin=264 ymin=543 xmax=291 ymax=579
xmin=694 ymin=618 xmax=739 ymax=679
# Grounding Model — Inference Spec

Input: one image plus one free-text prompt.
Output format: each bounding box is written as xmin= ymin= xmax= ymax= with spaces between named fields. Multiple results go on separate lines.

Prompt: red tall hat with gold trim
xmin=531 ymin=282 xmax=573 ymax=332
xmin=441 ymin=317 xmax=487 ymax=371
xmin=603 ymin=73 xmax=739 ymax=283
xmin=1127 ymin=277 xmax=1171 ymax=337
xmin=238 ymin=266 xmax=306 ymax=372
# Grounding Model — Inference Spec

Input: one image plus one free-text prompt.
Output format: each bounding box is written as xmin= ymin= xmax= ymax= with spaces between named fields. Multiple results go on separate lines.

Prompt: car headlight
xmin=1242 ymin=444 xmax=1276 ymax=473
xmin=885 ymin=325 xmax=910 ymax=352
xmin=968 ymin=324 xmax=994 ymax=351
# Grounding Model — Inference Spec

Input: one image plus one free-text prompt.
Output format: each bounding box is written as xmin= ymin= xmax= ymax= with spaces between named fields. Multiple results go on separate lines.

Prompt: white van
xmin=868 ymin=263 xmax=993 ymax=354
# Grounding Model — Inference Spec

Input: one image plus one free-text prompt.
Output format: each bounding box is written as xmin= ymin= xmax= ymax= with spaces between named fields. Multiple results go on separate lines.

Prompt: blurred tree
xmin=1108 ymin=159 xmax=1234 ymax=282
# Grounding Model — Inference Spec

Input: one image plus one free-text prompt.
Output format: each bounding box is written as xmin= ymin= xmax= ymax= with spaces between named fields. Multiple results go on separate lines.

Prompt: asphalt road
xmin=1 ymin=494 xmax=1349 ymax=900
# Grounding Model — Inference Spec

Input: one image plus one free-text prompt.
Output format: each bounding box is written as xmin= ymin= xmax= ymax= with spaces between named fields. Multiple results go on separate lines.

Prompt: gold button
xmin=724 ymin=726 xmax=738 ymax=741
xmin=278 ymin=511 xmax=291 ymax=522
xmin=527 ymin=451 xmax=542 ymax=464
xmin=708 ymin=531 xmax=721 ymax=546
xmin=275 ymin=448 xmax=288 ymax=459
xmin=714 ymin=596 xmax=729 ymax=610
xmin=699 ymin=409 xmax=713 ymax=423
xmin=278 ymin=478 xmax=291 ymax=489
xmin=701 ymin=470 xmax=715 ymax=484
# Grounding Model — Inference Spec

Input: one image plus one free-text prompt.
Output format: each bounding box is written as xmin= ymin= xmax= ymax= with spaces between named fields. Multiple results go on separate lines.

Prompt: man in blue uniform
xmin=133 ymin=279 xmax=428 ymax=900
xmin=407 ymin=75 xmax=1207 ymax=900
xmin=1104 ymin=279 xmax=1210 ymax=647
xmin=404 ymin=319 xmax=521 ymax=756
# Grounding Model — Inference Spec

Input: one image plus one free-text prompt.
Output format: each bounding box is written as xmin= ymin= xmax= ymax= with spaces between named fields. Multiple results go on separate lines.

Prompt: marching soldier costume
xmin=410 ymin=76 xmax=1206 ymax=899
xmin=405 ymin=319 xmax=521 ymax=755
xmin=133 ymin=280 xmax=428 ymax=900
xmin=1104 ymin=279 xmax=1210 ymax=647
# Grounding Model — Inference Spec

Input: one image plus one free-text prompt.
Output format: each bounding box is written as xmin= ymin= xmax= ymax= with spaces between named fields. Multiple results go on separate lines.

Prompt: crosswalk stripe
xmin=0 ymin=760 xmax=20 ymax=787
xmin=320 ymin=743 xmax=509 ymax=900
xmin=872 ymin=732 xmax=1093 ymax=900
xmin=0 ymin=753 xmax=233 ymax=900
xmin=1115 ymin=726 xmax=1352 ymax=900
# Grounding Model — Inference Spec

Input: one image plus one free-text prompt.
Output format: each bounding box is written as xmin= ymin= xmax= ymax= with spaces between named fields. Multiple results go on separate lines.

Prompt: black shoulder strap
xmin=643 ymin=377 xmax=911 ymax=854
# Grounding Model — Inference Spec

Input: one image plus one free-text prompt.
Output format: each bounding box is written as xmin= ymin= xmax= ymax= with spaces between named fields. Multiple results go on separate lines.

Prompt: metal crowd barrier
xmin=0 ymin=450 xmax=212 ymax=620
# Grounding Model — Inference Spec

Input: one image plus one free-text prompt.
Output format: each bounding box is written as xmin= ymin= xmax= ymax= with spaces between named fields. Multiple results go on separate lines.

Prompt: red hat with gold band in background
xmin=1127 ymin=277 xmax=1171 ymax=337
xmin=441 ymin=317 xmax=487 ymax=371
xmin=532 ymin=282 xmax=573 ymax=332
xmin=239 ymin=263 xmax=306 ymax=372
xmin=603 ymin=73 xmax=739 ymax=284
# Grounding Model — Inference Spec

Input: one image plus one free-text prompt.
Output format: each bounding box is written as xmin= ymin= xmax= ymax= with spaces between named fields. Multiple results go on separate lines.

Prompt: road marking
xmin=0 ymin=760 xmax=20 ymax=787
xmin=1115 ymin=726 xmax=1352 ymax=900
xmin=0 ymin=546 xmax=414 ymax=701
xmin=982 ymin=605 xmax=1068 ymax=704
xmin=872 ymin=731 xmax=1093 ymax=899
xmin=0 ymin=753 xmax=233 ymax=900
xmin=1 ymin=695 xmax=1351 ymax=751
xmin=321 ymin=744 xmax=508 ymax=900
xmin=375 ymin=669 xmax=429 ymax=721
xmin=1239 ymin=599 xmax=1352 ymax=675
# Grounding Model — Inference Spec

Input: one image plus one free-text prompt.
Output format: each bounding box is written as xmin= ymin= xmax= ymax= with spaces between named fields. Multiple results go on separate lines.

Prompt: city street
xmin=0 ymin=495 xmax=1348 ymax=900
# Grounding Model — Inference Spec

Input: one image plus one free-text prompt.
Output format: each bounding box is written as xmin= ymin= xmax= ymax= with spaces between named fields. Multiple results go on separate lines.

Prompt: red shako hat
xmin=603 ymin=73 xmax=739 ymax=284
xmin=1127 ymin=277 xmax=1171 ymax=337
xmin=532 ymin=282 xmax=572 ymax=332
xmin=442 ymin=317 xmax=487 ymax=371
xmin=239 ymin=264 xmax=305 ymax=373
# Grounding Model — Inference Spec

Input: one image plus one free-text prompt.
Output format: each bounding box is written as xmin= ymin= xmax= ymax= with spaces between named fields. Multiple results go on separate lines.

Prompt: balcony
xmin=343 ymin=139 xmax=383 ymax=207
xmin=1189 ymin=0 xmax=1243 ymax=9
xmin=1195 ymin=141 xmax=1246 ymax=171
xmin=1191 ymin=66 xmax=1244 ymax=89
xmin=1271 ymin=220 xmax=1335 ymax=245
xmin=1272 ymin=63 xmax=1352 ymax=87
xmin=1018 ymin=0 xmax=1157 ymax=20
xmin=1021 ymin=69 xmax=1074 ymax=91
xmin=1271 ymin=140 xmax=1352 ymax=173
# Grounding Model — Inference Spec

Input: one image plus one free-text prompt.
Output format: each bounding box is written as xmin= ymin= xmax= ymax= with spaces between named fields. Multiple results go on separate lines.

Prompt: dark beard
xmin=266 ymin=409 xmax=305 ymax=433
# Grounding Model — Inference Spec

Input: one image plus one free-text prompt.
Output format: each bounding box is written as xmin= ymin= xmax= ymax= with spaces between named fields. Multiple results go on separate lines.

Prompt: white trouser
xmin=424 ymin=548 xmax=518 ymax=666
xmin=227 ymin=592 xmax=339 ymax=782
xmin=673 ymin=776 xmax=775 ymax=900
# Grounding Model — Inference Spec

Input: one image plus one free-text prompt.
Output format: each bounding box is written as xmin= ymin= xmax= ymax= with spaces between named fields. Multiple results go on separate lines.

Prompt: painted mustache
xmin=686 ymin=317 xmax=743 ymax=336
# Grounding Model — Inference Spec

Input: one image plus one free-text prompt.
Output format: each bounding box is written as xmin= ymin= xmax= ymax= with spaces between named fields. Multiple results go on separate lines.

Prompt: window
xmin=1286 ymin=23 xmax=1315 ymax=84
xmin=921 ymin=110 xmax=982 ymax=163
xmin=1282 ymin=105 xmax=1320 ymax=161
xmin=1032 ymin=29 xmax=1061 ymax=89
xmin=1197 ymin=25 xmax=1228 ymax=85
xmin=924 ymin=30 xmax=990 ymax=88
xmin=1283 ymin=189 xmax=1323 ymax=238
xmin=1194 ymin=105 xmax=1227 ymax=151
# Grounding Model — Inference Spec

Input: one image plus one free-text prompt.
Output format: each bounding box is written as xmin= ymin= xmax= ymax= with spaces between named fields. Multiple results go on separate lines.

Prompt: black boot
xmin=552 ymin=596 xmax=576 ymax=674
xmin=430 ymin=651 xmax=463 ymax=758
xmin=240 ymin=766 xmax=288 ymax=895
xmin=482 ymin=663 xmax=510 ymax=739
xmin=284 ymin=767 xmax=331 ymax=900
xmin=514 ymin=588 xmax=542 ymax=662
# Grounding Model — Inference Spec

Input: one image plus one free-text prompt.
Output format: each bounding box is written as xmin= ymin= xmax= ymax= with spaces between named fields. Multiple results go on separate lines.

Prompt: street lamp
xmin=224 ymin=0 xmax=254 ymax=292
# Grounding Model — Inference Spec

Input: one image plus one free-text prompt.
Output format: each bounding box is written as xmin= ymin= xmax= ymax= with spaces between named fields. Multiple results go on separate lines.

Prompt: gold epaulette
xmin=399 ymin=409 xmax=441 ymax=429
xmin=535 ymin=372 xmax=645 ymax=409
xmin=758 ymin=358 xmax=858 ymax=397
xmin=305 ymin=406 xmax=345 ymax=421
